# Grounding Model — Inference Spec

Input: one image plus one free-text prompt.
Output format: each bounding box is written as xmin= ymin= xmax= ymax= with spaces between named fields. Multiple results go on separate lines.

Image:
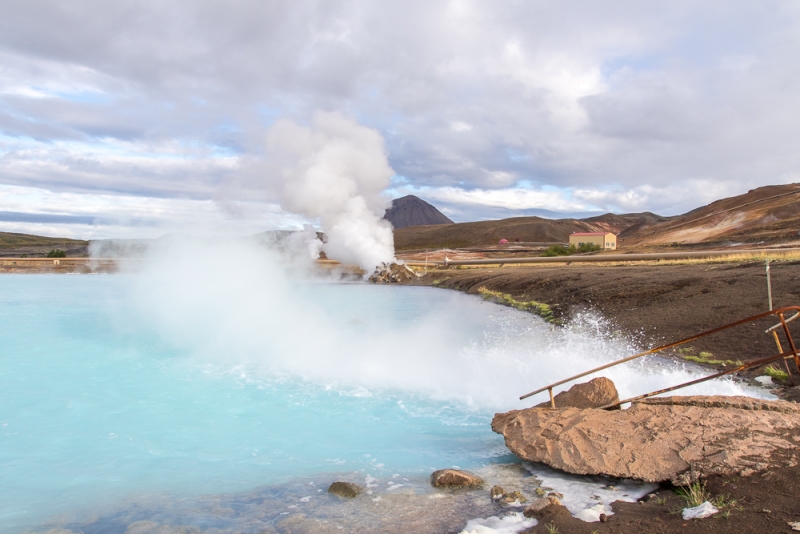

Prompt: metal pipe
xmin=767 ymin=259 xmax=773 ymax=311
xmin=520 ymin=305 xmax=800 ymax=402
xmin=443 ymin=248 xmax=800 ymax=266
xmin=765 ymin=312 xmax=800 ymax=332
xmin=601 ymin=351 xmax=794 ymax=410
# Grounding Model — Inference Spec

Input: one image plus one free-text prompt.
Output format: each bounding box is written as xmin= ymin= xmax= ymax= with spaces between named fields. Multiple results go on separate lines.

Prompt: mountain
xmin=619 ymin=184 xmax=800 ymax=246
xmin=393 ymin=212 xmax=668 ymax=251
xmin=383 ymin=195 xmax=454 ymax=229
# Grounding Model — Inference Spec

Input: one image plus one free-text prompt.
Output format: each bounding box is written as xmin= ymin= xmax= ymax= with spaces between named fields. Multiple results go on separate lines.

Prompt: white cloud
xmin=0 ymin=1 xmax=799 ymax=236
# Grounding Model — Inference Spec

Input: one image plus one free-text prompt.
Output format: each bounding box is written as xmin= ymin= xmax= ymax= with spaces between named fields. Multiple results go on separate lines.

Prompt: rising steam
xmin=264 ymin=111 xmax=396 ymax=270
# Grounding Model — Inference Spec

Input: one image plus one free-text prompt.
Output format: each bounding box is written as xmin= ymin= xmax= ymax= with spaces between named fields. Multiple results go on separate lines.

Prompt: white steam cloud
xmin=127 ymin=237 xmax=769 ymax=410
xmin=264 ymin=111 xmax=396 ymax=271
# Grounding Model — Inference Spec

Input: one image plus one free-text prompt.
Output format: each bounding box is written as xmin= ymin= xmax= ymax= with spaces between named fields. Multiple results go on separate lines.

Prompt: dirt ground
xmin=412 ymin=260 xmax=800 ymax=374
xmin=409 ymin=260 xmax=800 ymax=533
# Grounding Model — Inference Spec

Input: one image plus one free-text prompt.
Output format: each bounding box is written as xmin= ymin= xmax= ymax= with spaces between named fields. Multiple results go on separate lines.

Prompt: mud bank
xmin=410 ymin=261 xmax=800 ymax=371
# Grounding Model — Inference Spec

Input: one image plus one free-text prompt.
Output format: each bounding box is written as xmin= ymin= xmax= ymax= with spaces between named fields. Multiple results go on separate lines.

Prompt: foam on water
xmin=0 ymin=242 xmax=772 ymax=532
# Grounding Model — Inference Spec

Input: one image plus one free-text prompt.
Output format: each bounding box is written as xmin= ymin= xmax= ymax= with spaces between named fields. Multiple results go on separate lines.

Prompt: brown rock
xmin=523 ymin=496 xmax=563 ymax=517
xmin=500 ymin=490 xmax=527 ymax=504
xmin=493 ymin=395 xmax=800 ymax=484
xmin=490 ymin=485 xmax=506 ymax=500
xmin=327 ymin=481 xmax=362 ymax=498
xmin=534 ymin=377 xmax=619 ymax=409
xmin=368 ymin=262 xmax=419 ymax=284
xmin=430 ymin=469 xmax=483 ymax=488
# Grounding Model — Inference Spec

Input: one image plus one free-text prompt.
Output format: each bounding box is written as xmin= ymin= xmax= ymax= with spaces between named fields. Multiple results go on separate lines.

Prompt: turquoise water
xmin=0 ymin=265 xmax=764 ymax=533
xmin=0 ymin=275 xmax=515 ymax=532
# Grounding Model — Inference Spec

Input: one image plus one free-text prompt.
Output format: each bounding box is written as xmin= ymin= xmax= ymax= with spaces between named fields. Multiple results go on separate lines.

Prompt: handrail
xmin=520 ymin=306 xmax=800 ymax=408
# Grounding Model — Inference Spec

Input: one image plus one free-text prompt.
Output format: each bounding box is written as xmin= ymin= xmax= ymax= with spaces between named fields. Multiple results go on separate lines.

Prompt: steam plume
xmin=265 ymin=111 xmax=395 ymax=270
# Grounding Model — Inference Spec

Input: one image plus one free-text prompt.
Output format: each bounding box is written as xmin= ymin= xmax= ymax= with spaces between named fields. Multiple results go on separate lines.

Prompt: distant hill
xmin=619 ymin=184 xmax=800 ymax=246
xmin=0 ymin=232 xmax=88 ymax=257
xmin=384 ymin=195 xmax=454 ymax=229
xmin=393 ymin=212 xmax=667 ymax=251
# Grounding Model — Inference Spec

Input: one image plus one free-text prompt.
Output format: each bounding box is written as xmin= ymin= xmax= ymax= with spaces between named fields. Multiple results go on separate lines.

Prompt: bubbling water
xmin=128 ymin=237 xmax=765 ymax=410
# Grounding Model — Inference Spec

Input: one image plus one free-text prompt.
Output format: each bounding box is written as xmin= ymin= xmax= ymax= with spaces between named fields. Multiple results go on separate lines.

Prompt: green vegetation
xmin=763 ymin=364 xmax=789 ymax=382
xmin=676 ymin=347 xmax=741 ymax=367
xmin=46 ymin=249 xmax=67 ymax=258
xmin=544 ymin=523 xmax=559 ymax=534
xmin=675 ymin=481 xmax=710 ymax=508
xmin=478 ymin=287 xmax=560 ymax=325
xmin=541 ymin=243 xmax=602 ymax=257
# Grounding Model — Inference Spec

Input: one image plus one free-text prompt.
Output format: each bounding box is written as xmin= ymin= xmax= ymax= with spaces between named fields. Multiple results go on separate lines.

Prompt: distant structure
xmin=569 ymin=232 xmax=617 ymax=250
xmin=383 ymin=195 xmax=454 ymax=229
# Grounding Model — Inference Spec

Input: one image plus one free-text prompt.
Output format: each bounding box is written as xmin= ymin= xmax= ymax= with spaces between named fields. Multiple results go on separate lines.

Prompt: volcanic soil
xmin=410 ymin=260 xmax=800 ymax=533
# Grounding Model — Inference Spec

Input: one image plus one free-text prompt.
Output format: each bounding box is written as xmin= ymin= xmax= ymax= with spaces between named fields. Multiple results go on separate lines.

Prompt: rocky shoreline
xmin=396 ymin=261 xmax=800 ymax=532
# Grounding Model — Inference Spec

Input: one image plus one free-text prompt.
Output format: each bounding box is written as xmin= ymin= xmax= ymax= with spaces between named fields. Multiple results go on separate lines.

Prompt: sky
xmin=1 ymin=0 xmax=800 ymax=239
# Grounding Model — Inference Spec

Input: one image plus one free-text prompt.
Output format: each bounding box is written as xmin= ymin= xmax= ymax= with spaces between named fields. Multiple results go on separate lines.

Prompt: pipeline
xmin=440 ymin=247 xmax=800 ymax=266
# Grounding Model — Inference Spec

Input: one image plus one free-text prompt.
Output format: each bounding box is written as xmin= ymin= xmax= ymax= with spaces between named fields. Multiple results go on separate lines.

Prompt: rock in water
xmin=490 ymin=485 xmax=506 ymax=500
xmin=327 ymin=481 xmax=362 ymax=498
xmin=523 ymin=496 xmax=563 ymax=517
xmin=368 ymin=262 xmax=419 ymax=284
xmin=493 ymin=395 xmax=800 ymax=484
xmin=534 ymin=377 xmax=619 ymax=409
xmin=430 ymin=469 xmax=483 ymax=488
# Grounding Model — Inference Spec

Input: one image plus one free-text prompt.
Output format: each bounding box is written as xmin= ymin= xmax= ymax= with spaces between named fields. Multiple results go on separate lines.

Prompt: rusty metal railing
xmin=520 ymin=306 xmax=800 ymax=410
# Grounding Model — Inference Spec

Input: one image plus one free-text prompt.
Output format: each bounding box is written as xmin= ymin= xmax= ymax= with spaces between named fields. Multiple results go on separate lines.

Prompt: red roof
xmin=570 ymin=232 xmax=615 ymax=236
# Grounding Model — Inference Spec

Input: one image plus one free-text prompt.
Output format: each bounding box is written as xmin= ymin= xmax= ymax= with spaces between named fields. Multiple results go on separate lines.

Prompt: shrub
xmin=542 ymin=245 xmax=571 ymax=257
xmin=46 ymin=249 xmax=66 ymax=258
xmin=763 ymin=364 xmax=789 ymax=382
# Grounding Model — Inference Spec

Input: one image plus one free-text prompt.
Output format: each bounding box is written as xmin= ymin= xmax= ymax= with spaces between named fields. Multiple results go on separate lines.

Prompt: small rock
xmin=490 ymin=485 xmax=506 ymax=500
xmin=523 ymin=496 xmax=562 ymax=517
xmin=534 ymin=488 xmax=547 ymax=496
xmin=430 ymin=469 xmax=483 ymax=488
xmin=599 ymin=513 xmax=608 ymax=522
xmin=500 ymin=490 xmax=527 ymax=504
xmin=788 ymin=521 xmax=800 ymax=531
xmin=547 ymin=491 xmax=564 ymax=500
xmin=327 ymin=481 xmax=362 ymax=498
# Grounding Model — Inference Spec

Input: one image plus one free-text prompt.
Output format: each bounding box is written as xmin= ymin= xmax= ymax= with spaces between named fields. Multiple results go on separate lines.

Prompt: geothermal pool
xmin=0 ymin=260 xmax=767 ymax=533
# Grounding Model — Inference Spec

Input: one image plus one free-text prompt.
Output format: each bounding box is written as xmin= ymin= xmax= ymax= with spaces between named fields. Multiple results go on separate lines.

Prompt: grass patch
xmin=763 ymin=364 xmax=789 ymax=382
xmin=477 ymin=287 xmax=560 ymax=325
xmin=544 ymin=523 xmax=559 ymax=534
xmin=676 ymin=347 xmax=741 ymax=367
xmin=675 ymin=481 xmax=710 ymax=508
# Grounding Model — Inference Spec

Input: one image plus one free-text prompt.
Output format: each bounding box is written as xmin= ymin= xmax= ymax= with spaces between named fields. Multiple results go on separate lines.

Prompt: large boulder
xmin=493 ymin=395 xmax=800 ymax=485
xmin=534 ymin=377 xmax=619 ymax=409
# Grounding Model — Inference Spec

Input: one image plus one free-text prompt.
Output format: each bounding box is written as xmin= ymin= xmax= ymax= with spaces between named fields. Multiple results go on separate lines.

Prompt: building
xmin=569 ymin=232 xmax=617 ymax=250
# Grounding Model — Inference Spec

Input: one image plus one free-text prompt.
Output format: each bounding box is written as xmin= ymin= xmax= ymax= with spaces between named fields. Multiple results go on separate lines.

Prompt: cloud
xmin=0 ymin=0 xmax=800 ymax=235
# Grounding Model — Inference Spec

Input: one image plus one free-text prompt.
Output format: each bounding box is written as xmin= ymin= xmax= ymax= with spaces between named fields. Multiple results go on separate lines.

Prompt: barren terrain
xmin=410 ymin=260 xmax=800 ymax=533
